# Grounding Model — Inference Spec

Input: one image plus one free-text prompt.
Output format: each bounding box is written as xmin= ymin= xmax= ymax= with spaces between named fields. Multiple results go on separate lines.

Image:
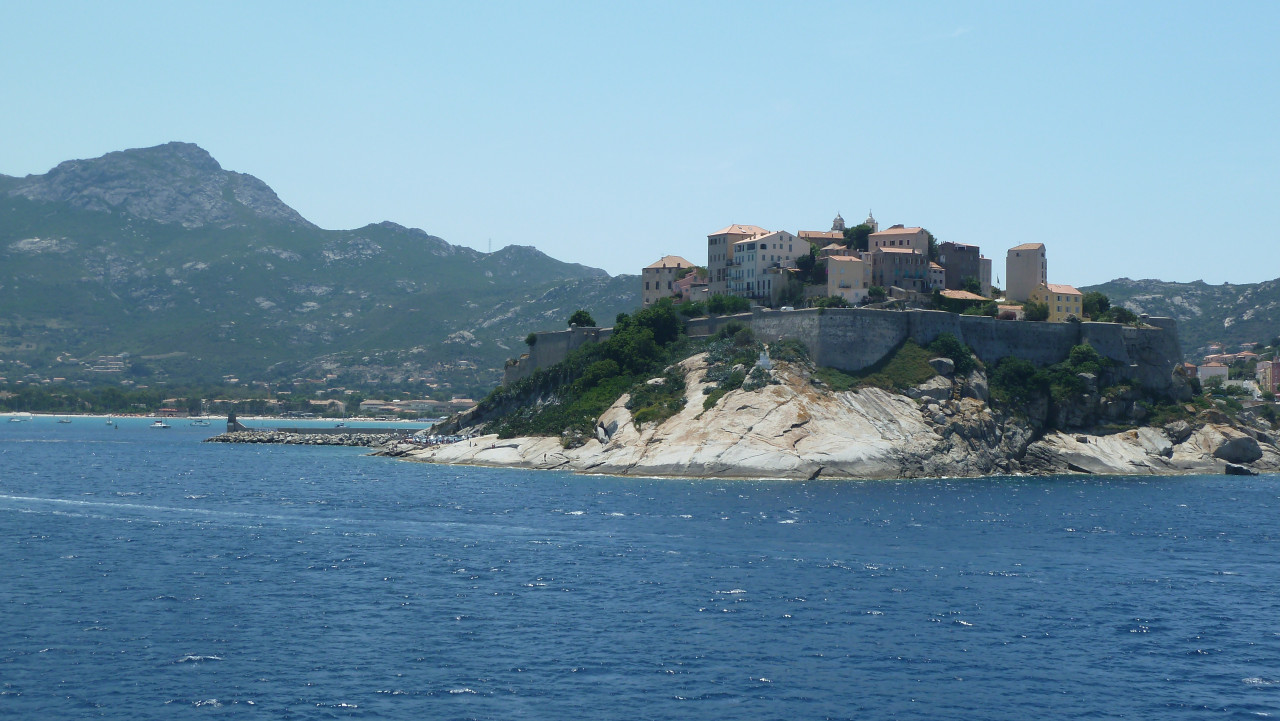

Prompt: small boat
xmin=8 ymin=413 xmax=32 ymax=423
xmin=149 ymin=420 xmax=171 ymax=429
xmin=335 ymin=422 xmax=345 ymax=428
xmin=190 ymin=419 xmax=211 ymax=427
xmin=106 ymin=417 xmax=114 ymax=425
xmin=57 ymin=418 xmax=73 ymax=424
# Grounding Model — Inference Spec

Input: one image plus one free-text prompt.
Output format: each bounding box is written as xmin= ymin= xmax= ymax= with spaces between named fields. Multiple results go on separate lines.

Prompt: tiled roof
xmin=870 ymin=226 xmax=924 ymax=235
xmin=1045 ymin=283 xmax=1081 ymax=295
xmin=644 ymin=255 xmax=693 ymax=270
xmin=940 ymin=289 xmax=989 ymax=301
xmin=1009 ymin=242 xmax=1045 ymax=251
xmin=709 ymin=224 xmax=768 ymax=237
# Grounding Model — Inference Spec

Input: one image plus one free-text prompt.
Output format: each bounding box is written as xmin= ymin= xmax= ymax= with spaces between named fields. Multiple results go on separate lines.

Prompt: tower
xmin=831 ymin=213 xmax=846 ymax=232
xmin=864 ymin=210 xmax=878 ymax=232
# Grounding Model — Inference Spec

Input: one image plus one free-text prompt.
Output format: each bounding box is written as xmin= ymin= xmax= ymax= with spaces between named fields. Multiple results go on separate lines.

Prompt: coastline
xmin=373 ymin=354 xmax=1280 ymax=480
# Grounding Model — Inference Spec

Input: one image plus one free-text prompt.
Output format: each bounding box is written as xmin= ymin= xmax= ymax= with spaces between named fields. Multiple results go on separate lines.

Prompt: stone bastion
xmin=503 ymin=307 xmax=1182 ymax=395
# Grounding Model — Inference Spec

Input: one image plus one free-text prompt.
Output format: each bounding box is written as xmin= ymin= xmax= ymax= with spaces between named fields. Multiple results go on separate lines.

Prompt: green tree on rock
xmin=568 ymin=309 xmax=596 ymax=327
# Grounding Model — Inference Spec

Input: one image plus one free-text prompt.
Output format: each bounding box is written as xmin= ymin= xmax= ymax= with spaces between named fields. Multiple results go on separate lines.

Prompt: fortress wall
xmin=502 ymin=307 xmax=1181 ymax=395
xmin=686 ymin=313 xmax=753 ymax=337
xmin=751 ymin=309 xmax=826 ymax=363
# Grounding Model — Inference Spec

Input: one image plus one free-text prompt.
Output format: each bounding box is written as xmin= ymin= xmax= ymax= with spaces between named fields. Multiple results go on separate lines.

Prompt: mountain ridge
xmin=0 ymin=143 xmax=633 ymax=397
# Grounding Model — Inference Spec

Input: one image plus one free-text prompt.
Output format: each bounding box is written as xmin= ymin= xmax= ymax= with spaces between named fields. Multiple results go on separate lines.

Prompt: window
xmin=645 ymin=282 xmax=650 ymax=290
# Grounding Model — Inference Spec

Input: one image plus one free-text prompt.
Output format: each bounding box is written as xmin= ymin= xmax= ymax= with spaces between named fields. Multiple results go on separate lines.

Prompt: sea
xmin=3 ymin=415 xmax=1280 ymax=720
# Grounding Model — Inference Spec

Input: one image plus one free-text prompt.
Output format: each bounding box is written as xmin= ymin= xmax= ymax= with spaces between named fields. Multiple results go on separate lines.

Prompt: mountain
xmin=1083 ymin=277 xmax=1280 ymax=358
xmin=0 ymin=143 xmax=637 ymax=397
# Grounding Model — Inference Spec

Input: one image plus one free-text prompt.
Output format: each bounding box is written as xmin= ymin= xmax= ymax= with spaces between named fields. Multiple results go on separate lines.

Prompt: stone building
xmin=937 ymin=241 xmax=993 ymax=297
xmin=1006 ymin=243 xmax=1047 ymax=302
xmin=729 ymin=230 xmax=805 ymax=302
xmin=707 ymin=224 xmax=768 ymax=295
xmin=641 ymin=255 xmax=695 ymax=307
xmin=827 ymin=255 xmax=872 ymax=304
xmin=1027 ymin=282 xmax=1083 ymax=322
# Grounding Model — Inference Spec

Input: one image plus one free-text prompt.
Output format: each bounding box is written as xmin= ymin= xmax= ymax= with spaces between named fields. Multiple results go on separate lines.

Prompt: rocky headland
xmin=382 ymin=351 xmax=1280 ymax=479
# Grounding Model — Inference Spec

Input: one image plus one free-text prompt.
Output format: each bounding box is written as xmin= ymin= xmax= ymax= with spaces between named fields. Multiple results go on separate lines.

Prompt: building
xmin=817 ymin=242 xmax=853 ymax=260
xmin=869 ymin=246 xmax=931 ymax=293
xmin=1199 ymin=362 xmax=1229 ymax=385
xmin=937 ymin=241 xmax=993 ymax=297
xmin=729 ymin=230 xmax=805 ymax=302
xmin=928 ymin=262 xmax=946 ymax=290
xmin=642 ymin=255 xmax=695 ymax=307
xmin=1257 ymin=360 xmax=1279 ymax=395
xmin=1006 ymin=243 xmax=1047 ymax=302
xmin=827 ymin=255 xmax=872 ymax=304
xmin=707 ymin=224 xmax=768 ymax=295
xmin=869 ymin=225 xmax=930 ymax=254
xmin=673 ymin=268 xmax=708 ymax=304
xmin=1028 ymin=282 xmax=1083 ymax=322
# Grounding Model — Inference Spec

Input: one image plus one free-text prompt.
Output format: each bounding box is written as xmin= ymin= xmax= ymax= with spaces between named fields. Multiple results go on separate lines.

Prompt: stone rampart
xmin=502 ymin=325 xmax=613 ymax=386
xmin=751 ymin=307 xmax=1182 ymax=394
xmin=501 ymin=307 xmax=1182 ymax=395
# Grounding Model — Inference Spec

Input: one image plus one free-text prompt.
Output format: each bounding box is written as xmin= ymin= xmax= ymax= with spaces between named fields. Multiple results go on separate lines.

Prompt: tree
xmin=707 ymin=294 xmax=750 ymax=315
xmin=925 ymin=231 xmax=939 ymax=262
xmin=962 ymin=276 xmax=982 ymax=295
xmin=1107 ymin=306 xmax=1138 ymax=324
xmin=813 ymin=295 xmax=851 ymax=309
xmin=842 ymin=223 xmax=873 ymax=252
xmin=867 ymin=286 xmax=887 ymax=301
xmin=568 ymin=309 xmax=596 ymax=327
xmin=1082 ymin=291 xmax=1110 ymax=319
xmin=1024 ymin=300 xmax=1050 ymax=321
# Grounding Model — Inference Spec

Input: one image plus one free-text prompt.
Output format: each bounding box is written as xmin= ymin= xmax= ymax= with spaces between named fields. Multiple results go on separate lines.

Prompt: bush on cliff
xmin=478 ymin=299 xmax=697 ymax=442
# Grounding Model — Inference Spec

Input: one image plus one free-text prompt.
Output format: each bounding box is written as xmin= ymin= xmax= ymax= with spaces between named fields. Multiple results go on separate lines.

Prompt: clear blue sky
xmin=2 ymin=1 xmax=1276 ymax=287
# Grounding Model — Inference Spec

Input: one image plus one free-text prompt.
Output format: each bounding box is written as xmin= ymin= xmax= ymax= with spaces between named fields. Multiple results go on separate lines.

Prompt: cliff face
xmin=392 ymin=353 xmax=1280 ymax=479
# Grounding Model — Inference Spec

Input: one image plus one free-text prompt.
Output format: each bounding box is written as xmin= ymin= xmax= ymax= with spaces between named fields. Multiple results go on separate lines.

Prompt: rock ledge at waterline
xmin=378 ymin=354 xmax=1280 ymax=480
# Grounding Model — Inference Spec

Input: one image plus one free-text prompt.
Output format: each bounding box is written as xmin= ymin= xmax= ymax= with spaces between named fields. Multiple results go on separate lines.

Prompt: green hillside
xmin=1083 ymin=277 xmax=1280 ymax=359
xmin=0 ymin=143 xmax=637 ymax=397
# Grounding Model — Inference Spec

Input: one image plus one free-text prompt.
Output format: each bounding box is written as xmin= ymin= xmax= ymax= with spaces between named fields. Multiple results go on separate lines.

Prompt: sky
xmin=2 ymin=1 xmax=1277 ymax=287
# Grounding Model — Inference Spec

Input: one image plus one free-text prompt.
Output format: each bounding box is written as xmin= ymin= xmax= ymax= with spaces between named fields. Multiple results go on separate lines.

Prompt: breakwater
xmin=205 ymin=430 xmax=412 ymax=447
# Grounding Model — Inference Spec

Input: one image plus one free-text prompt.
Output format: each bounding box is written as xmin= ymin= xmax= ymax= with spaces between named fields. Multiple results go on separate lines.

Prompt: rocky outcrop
xmin=394 ymin=353 xmax=1280 ymax=480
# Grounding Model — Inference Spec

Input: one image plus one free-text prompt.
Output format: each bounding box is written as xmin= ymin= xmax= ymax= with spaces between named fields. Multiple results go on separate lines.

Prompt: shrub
xmin=525 ymin=332 xmax=537 ymax=346
xmin=1024 ymin=301 xmax=1049 ymax=322
xmin=928 ymin=333 xmax=976 ymax=375
xmin=568 ymin=309 xmax=596 ymax=327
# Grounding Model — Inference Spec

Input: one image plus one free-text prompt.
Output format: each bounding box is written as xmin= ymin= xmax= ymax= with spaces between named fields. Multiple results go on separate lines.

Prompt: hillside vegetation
xmin=0 ymin=143 xmax=637 ymax=396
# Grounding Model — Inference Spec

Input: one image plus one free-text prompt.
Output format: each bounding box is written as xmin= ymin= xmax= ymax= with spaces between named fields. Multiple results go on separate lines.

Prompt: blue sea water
xmin=3 ymin=416 xmax=1280 ymax=719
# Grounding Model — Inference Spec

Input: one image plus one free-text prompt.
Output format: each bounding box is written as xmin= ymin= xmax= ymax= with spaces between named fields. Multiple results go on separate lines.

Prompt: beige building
xmin=869 ymin=225 xmax=930 ymax=254
xmin=1006 ymin=243 xmax=1047 ymax=302
xmin=827 ymin=255 xmax=872 ymax=304
xmin=1199 ymin=362 xmax=1229 ymax=385
xmin=1028 ymin=282 xmax=1083 ymax=322
xmin=642 ymin=255 xmax=695 ymax=307
xmin=729 ymin=231 xmax=805 ymax=302
xmin=869 ymin=246 xmax=931 ymax=293
xmin=707 ymin=224 xmax=768 ymax=295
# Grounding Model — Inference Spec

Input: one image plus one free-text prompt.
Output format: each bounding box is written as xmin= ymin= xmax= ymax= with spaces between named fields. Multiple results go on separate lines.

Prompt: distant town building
xmin=1257 ymin=360 xmax=1279 ymax=395
xmin=869 ymin=247 xmax=931 ymax=293
xmin=827 ymin=255 xmax=872 ymax=304
xmin=642 ymin=255 xmax=695 ymax=307
xmin=1006 ymin=243 xmax=1047 ymax=302
xmin=869 ymin=225 xmax=930 ymax=254
xmin=729 ymin=231 xmax=804 ymax=302
xmin=937 ymin=241 xmax=992 ymax=297
xmin=1028 ymin=282 xmax=1083 ymax=322
xmin=1199 ymin=362 xmax=1229 ymax=385
xmin=707 ymin=224 xmax=768 ymax=295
